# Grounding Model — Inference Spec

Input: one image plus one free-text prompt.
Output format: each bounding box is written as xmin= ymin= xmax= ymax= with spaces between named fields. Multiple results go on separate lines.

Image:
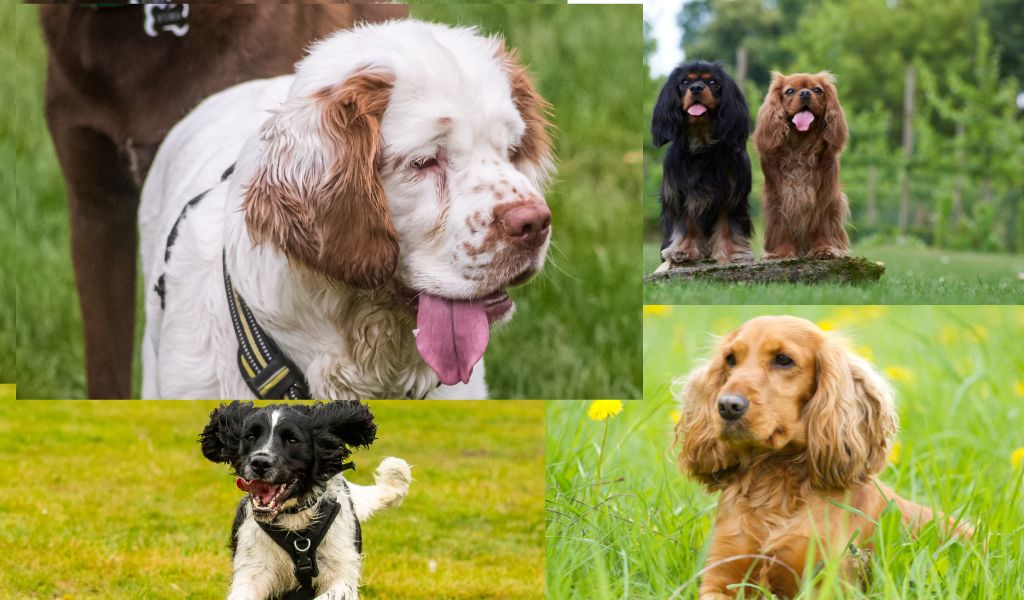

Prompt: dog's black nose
xmin=717 ymin=394 xmax=749 ymax=421
xmin=689 ymin=83 xmax=705 ymax=94
xmin=249 ymin=454 xmax=273 ymax=475
xmin=799 ymin=89 xmax=811 ymax=100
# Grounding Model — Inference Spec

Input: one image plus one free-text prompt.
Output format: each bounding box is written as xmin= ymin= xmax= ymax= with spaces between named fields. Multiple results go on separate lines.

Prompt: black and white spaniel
xmin=201 ymin=401 xmax=411 ymax=600
xmin=139 ymin=20 xmax=554 ymax=399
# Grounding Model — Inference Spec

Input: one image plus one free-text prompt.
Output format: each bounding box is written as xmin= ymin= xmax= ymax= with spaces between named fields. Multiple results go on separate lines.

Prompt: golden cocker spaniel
xmin=675 ymin=316 xmax=970 ymax=598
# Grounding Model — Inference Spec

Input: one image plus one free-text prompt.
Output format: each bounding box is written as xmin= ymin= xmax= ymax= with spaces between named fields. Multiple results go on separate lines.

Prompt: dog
xmin=201 ymin=400 xmax=411 ymax=600
xmin=651 ymin=61 xmax=753 ymax=269
xmin=675 ymin=316 xmax=971 ymax=598
xmin=40 ymin=3 xmax=406 ymax=398
xmin=138 ymin=20 xmax=555 ymax=399
xmin=754 ymin=72 xmax=850 ymax=260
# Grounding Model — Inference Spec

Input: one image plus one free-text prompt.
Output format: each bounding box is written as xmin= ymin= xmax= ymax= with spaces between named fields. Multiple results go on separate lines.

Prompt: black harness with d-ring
xmin=257 ymin=481 xmax=362 ymax=600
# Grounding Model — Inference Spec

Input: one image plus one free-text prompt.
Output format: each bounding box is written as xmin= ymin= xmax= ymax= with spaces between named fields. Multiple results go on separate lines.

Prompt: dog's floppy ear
xmin=818 ymin=71 xmax=848 ymax=151
xmin=753 ymin=72 xmax=790 ymax=156
xmin=200 ymin=401 xmax=256 ymax=464
xmin=712 ymin=70 xmax=750 ymax=150
xmin=310 ymin=401 xmax=378 ymax=450
xmin=652 ymin=67 xmax=686 ymax=147
xmin=499 ymin=44 xmax=555 ymax=188
xmin=805 ymin=337 xmax=898 ymax=489
xmin=675 ymin=355 xmax=740 ymax=490
xmin=244 ymin=68 xmax=399 ymax=290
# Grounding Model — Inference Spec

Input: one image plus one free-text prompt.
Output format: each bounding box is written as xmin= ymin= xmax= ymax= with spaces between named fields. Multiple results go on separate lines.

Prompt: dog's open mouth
xmin=236 ymin=477 xmax=297 ymax=521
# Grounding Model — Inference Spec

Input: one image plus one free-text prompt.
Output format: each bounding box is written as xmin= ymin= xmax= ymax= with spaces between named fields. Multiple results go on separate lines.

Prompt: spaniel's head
xmin=200 ymin=401 xmax=377 ymax=522
xmin=675 ymin=316 xmax=897 ymax=490
xmin=239 ymin=21 xmax=554 ymax=385
xmin=651 ymin=60 xmax=749 ymax=149
xmin=754 ymin=71 xmax=848 ymax=154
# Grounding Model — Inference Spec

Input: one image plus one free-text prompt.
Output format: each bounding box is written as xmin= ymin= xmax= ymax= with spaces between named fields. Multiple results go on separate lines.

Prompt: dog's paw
xmin=808 ymin=246 xmax=846 ymax=259
xmin=713 ymin=248 xmax=753 ymax=264
xmin=762 ymin=248 xmax=796 ymax=261
xmin=662 ymin=244 xmax=703 ymax=264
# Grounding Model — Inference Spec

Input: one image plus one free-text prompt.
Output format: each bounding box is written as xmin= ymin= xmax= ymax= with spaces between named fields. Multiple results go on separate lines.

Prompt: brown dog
xmin=676 ymin=316 xmax=971 ymax=598
xmin=40 ymin=4 xmax=407 ymax=398
xmin=753 ymin=72 xmax=849 ymax=260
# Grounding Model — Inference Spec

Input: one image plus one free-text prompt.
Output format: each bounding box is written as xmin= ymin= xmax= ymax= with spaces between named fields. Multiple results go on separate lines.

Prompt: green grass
xmin=643 ymin=242 xmax=1024 ymax=304
xmin=0 ymin=398 xmax=544 ymax=599
xmin=548 ymin=306 xmax=1024 ymax=598
xmin=8 ymin=3 xmax=642 ymax=399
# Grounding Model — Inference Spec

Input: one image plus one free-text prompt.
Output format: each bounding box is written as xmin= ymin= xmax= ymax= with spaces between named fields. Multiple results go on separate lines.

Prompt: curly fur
xmin=652 ymin=61 xmax=753 ymax=265
xmin=675 ymin=316 xmax=971 ymax=598
xmin=754 ymin=72 xmax=850 ymax=260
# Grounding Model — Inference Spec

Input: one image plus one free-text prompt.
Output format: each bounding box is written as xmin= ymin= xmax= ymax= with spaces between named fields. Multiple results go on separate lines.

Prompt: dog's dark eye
xmin=285 ymin=438 xmax=299 ymax=446
xmin=725 ymin=353 xmax=736 ymax=367
xmin=812 ymin=87 xmax=823 ymax=94
xmin=411 ymin=156 xmax=438 ymax=170
xmin=785 ymin=88 xmax=795 ymax=96
xmin=245 ymin=434 xmax=256 ymax=443
xmin=708 ymin=79 xmax=718 ymax=86
xmin=773 ymin=353 xmax=794 ymax=367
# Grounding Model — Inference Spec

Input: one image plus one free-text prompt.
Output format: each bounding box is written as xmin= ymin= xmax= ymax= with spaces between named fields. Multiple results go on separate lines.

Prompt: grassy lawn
xmin=548 ymin=307 xmax=1024 ymax=598
xmin=8 ymin=3 xmax=642 ymax=399
xmin=0 ymin=398 xmax=544 ymax=599
xmin=643 ymin=242 xmax=1024 ymax=304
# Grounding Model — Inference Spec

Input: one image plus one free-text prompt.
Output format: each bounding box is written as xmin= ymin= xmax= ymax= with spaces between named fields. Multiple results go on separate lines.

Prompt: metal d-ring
xmin=293 ymin=537 xmax=311 ymax=552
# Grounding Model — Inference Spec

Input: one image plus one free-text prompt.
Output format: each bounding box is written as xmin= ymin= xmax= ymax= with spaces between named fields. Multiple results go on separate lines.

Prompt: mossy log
xmin=644 ymin=256 xmax=885 ymax=285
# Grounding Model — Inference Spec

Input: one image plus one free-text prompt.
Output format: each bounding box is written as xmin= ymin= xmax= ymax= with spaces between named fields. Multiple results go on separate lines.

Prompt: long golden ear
xmin=499 ymin=46 xmax=555 ymax=187
xmin=753 ymin=72 xmax=790 ymax=156
xmin=244 ymin=69 xmax=399 ymax=289
xmin=805 ymin=336 xmax=897 ymax=489
xmin=818 ymin=71 xmax=848 ymax=151
xmin=675 ymin=361 xmax=738 ymax=489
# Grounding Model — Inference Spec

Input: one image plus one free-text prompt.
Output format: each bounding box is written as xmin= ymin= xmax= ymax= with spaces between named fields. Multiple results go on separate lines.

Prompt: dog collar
xmin=223 ymin=250 xmax=310 ymax=400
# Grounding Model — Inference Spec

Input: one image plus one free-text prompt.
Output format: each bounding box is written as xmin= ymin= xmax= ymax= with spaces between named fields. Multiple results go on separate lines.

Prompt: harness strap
xmin=222 ymin=250 xmax=310 ymax=400
xmin=258 ymin=495 xmax=343 ymax=599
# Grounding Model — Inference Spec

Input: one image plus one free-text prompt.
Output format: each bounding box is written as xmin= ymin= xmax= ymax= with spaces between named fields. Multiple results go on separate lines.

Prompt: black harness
xmin=257 ymin=480 xmax=362 ymax=600
xmin=156 ymin=162 xmax=310 ymax=399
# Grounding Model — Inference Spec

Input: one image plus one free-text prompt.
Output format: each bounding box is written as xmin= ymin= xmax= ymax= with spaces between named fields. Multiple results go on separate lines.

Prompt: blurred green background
xmin=6 ymin=3 xmax=643 ymax=398
xmin=547 ymin=306 xmax=1024 ymax=597
xmin=643 ymin=0 xmax=1024 ymax=303
xmin=0 ymin=399 xmax=544 ymax=599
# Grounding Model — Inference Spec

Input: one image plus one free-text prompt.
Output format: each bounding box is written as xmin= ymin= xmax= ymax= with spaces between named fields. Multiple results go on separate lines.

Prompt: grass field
xmin=7 ymin=3 xmax=643 ymax=399
xmin=0 ymin=398 xmax=544 ymax=599
xmin=547 ymin=306 xmax=1024 ymax=598
xmin=643 ymin=242 xmax=1024 ymax=305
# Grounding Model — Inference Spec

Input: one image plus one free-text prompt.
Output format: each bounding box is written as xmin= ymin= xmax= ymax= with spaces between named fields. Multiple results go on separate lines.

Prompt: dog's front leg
xmin=226 ymin=567 xmax=275 ymax=600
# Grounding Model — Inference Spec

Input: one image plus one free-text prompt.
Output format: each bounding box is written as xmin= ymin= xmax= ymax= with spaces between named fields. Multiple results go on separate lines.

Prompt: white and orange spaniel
xmin=139 ymin=20 xmax=554 ymax=399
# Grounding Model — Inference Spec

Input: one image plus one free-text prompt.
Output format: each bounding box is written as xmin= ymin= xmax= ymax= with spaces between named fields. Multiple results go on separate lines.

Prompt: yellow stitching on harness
xmin=232 ymin=289 xmax=267 ymax=368
xmin=259 ymin=367 xmax=289 ymax=396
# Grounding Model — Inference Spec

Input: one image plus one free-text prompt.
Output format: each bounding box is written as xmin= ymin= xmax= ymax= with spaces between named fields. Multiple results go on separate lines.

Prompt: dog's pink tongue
xmin=236 ymin=478 xmax=275 ymax=504
xmin=415 ymin=293 xmax=489 ymax=386
xmin=792 ymin=110 xmax=815 ymax=132
xmin=687 ymin=103 xmax=707 ymax=116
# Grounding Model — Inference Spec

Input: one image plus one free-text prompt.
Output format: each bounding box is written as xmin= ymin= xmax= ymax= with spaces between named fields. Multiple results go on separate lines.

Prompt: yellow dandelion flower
xmin=1015 ymin=380 xmax=1024 ymax=397
xmin=670 ymin=410 xmax=682 ymax=425
xmin=889 ymin=441 xmax=902 ymax=464
xmin=883 ymin=366 xmax=913 ymax=383
xmin=817 ymin=319 xmax=838 ymax=331
xmin=970 ymin=325 xmax=988 ymax=342
xmin=1012 ymin=447 xmax=1024 ymax=469
xmin=588 ymin=400 xmax=623 ymax=421
xmin=938 ymin=325 xmax=959 ymax=347
xmin=643 ymin=305 xmax=670 ymax=318
xmin=855 ymin=345 xmax=875 ymax=363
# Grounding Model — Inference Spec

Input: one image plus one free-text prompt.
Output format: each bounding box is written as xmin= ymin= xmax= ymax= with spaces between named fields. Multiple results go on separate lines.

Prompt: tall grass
xmin=548 ymin=306 xmax=1024 ymax=598
xmin=7 ymin=3 xmax=643 ymax=398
